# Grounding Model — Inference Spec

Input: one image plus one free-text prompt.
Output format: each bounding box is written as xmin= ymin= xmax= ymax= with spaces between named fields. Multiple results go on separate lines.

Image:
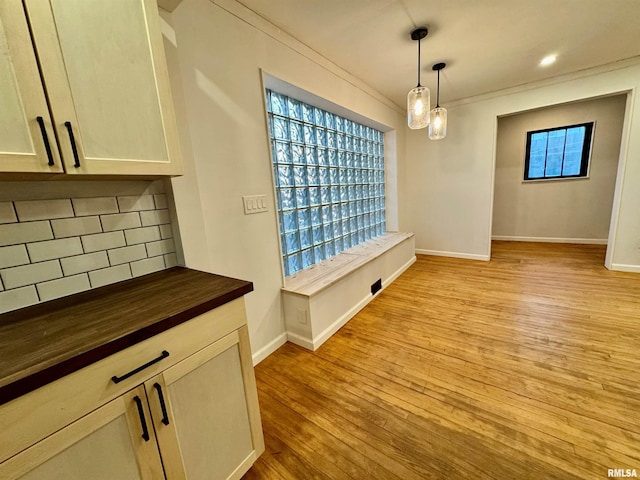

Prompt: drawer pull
xmin=153 ymin=383 xmax=170 ymax=425
xmin=133 ymin=395 xmax=150 ymax=442
xmin=36 ymin=116 xmax=55 ymax=166
xmin=64 ymin=121 xmax=81 ymax=168
xmin=111 ymin=350 xmax=170 ymax=384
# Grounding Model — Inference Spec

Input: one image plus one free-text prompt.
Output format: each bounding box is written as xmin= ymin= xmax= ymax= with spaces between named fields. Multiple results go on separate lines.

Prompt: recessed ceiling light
xmin=540 ymin=55 xmax=557 ymax=66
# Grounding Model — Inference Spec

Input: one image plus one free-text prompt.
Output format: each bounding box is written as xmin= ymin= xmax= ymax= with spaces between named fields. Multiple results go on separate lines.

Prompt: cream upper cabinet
xmin=0 ymin=2 xmax=62 ymax=174
xmin=0 ymin=387 xmax=165 ymax=480
xmin=5 ymin=0 xmax=182 ymax=176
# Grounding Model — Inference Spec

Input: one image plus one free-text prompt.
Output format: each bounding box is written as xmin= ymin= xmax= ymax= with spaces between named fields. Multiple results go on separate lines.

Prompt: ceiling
xmin=236 ymin=0 xmax=640 ymax=109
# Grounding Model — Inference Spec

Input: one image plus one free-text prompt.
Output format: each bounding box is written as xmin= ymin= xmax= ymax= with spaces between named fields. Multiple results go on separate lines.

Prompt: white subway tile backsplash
xmin=15 ymin=199 xmax=74 ymax=221
xmin=82 ymin=231 xmax=126 ymax=253
xmin=118 ymin=195 xmax=155 ymax=212
xmin=61 ymin=252 xmax=109 ymax=276
xmin=0 ymin=202 xmax=17 ymax=224
xmin=28 ymin=238 xmax=83 ymax=263
xmin=1 ymin=186 xmax=175 ymax=312
xmin=0 ymin=286 xmax=39 ymax=314
xmin=159 ymin=224 xmax=173 ymax=239
xmin=140 ymin=209 xmax=170 ymax=226
xmin=89 ymin=264 xmax=132 ymax=288
xmin=107 ymin=244 xmax=146 ymax=266
xmin=0 ymin=245 xmax=30 ymax=269
xmin=37 ymin=274 xmax=90 ymax=302
xmin=100 ymin=212 xmax=141 ymax=232
xmin=72 ymin=197 xmax=119 ymax=216
xmin=164 ymin=253 xmax=178 ymax=268
xmin=125 ymin=226 xmax=160 ymax=245
xmin=153 ymin=194 xmax=168 ymax=209
xmin=146 ymin=239 xmax=175 ymax=257
xmin=1 ymin=260 xmax=62 ymax=289
xmin=0 ymin=221 xmax=53 ymax=247
xmin=52 ymin=216 xmax=102 ymax=238
xmin=131 ymin=256 xmax=166 ymax=277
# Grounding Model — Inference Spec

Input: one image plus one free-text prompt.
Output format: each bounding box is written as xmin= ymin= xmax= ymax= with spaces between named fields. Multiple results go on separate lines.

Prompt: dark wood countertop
xmin=0 ymin=267 xmax=253 ymax=405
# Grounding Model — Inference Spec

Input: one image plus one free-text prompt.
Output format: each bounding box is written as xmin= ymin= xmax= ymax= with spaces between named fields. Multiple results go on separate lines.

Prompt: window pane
xmin=280 ymin=188 xmax=295 ymax=210
xmin=282 ymin=211 xmax=297 ymax=232
xmin=293 ymin=166 xmax=307 ymax=186
xmin=528 ymin=132 xmax=547 ymax=179
xmin=270 ymin=92 xmax=287 ymax=116
xmin=295 ymin=188 xmax=309 ymax=208
xmin=278 ymin=165 xmax=293 ymax=187
xmin=285 ymin=232 xmax=299 ymax=254
xmin=312 ymin=226 xmax=323 ymax=245
xmin=287 ymin=253 xmax=301 ymax=274
xmin=300 ymin=229 xmax=312 ymax=250
xmin=302 ymin=248 xmax=314 ymax=268
xmin=275 ymin=141 xmax=291 ymax=164
xmin=304 ymin=125 xmax=315 ymax=144
xmin=273 ymin=118 xmax=289 ymax=140
xmin=288 ymin=98 xmax=302 ymax=120
xmin=290 ymin=121 xmax=303 ymax=143
xmin=267 ymin=89 xmax=385 ymax=275
xmin=544 ymin=129 xmax=565 ymax=177
xmin=297 ymin=209 xmax=311 ymax=229
xmin=562 ymin=126 xmax=585 ymax=176
xmin=292 ymin=145 xmax=304 ymax=164
xmin=309 ymin=186 xmax=320 ymax=206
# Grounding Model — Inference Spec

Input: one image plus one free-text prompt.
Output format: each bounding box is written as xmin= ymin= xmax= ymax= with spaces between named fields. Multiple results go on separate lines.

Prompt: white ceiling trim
xmin=210 ymin=0 xmax=403 ymax=114
xmin=447 ymin=57 xmax=640 ymax=110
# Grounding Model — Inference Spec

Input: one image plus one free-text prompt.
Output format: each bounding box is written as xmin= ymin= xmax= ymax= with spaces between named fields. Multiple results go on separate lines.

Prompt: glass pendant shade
xmin=428 ymin=106 xmax=447 ymax=139
xmin=407 ymin=86 xmax=430 ymax=129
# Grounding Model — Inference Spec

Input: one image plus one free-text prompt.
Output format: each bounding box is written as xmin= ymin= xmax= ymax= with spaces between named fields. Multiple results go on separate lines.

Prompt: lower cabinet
xmin=149 ymin=327 xmax=262 ymax=480
xmin=0 ymin=387 xmax=164 ymax=480
xmin=0 ymin=326 xmax=263 ymax=480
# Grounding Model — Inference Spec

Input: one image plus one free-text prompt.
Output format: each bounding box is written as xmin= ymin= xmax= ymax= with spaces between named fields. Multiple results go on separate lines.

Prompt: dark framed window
xmin=524 ymin=122 xmax=594 ymax=180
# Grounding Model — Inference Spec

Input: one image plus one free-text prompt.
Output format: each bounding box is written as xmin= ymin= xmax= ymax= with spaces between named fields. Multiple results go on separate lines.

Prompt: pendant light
xmin=429 ymin=62 xmax=447 ymax=140
xmin=407 ymin=27 xmax=430 ymax=129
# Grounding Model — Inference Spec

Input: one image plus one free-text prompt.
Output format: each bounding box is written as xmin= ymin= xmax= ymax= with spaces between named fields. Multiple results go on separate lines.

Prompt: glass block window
xmin=524 ymin=122 xmax=594 ymax=180
xmin=266 ymin=89 xmax=386 ymax=276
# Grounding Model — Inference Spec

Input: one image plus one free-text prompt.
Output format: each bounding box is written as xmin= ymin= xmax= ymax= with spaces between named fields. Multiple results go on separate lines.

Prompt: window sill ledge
xmin=282 ymin=232 xmax=414 ymax=297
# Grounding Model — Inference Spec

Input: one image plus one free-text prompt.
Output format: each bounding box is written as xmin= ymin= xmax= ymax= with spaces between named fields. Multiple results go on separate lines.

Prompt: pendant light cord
xmin=417 ymin=39 xmax=422 ymax=87
xmin=436 ymin=68 xmax=440 ymax=107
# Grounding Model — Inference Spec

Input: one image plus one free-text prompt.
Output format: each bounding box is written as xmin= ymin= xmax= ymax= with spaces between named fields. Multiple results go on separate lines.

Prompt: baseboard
xmin=386 ymin=255 xmax=416 ymax=284
xmin=310 ymin=255 xmax=416 ymax=351
xmin=252 ymin=332 xmax=287 ymax=365
xmin=286 ymin=331 xmax=314 ymax=350
xmin=311 ymin=294 xmax=370 ymax=350
xmin=415 ymin=249 xmax=490 ymax=261
xmin=492 ymin=236 xmax=608 ymax=245
xmin=609 ymin=263 xmax=640 ymax=273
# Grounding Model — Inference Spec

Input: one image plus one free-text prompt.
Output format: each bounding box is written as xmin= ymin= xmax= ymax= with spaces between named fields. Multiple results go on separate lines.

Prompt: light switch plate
xmin=242 ymin=194 xmax=268 ymax=215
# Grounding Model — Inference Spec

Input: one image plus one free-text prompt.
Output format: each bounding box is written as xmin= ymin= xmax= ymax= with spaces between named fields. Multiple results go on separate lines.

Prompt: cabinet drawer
xmin=0 ymin=297 xmax=247 ymax=462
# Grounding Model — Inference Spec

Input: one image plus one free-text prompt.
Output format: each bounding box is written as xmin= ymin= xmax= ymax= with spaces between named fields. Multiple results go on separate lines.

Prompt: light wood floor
xmin=244 ymin=242 xmax=640 ymax=479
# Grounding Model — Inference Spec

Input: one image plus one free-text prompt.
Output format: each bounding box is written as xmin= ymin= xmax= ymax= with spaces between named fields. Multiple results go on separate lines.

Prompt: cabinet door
xmin=24 ymin=0 xmax=182 ymax=176
xmin=146 ymin=327 xmax=265 ymax=480
xmin=0 ymin=2 xmax=62 ymax=173
xmin=0 ymin=387 xmax=164 ymax=480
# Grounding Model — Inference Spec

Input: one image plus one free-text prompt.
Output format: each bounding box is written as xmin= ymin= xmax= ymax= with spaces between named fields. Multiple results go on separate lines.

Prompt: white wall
xmin=405 ymin=60 xmax=640 ymax=270
xmin=493 ymin=95 xmax=626 ymax=242
xmin=162 ymin=0 xmax=406 ymax=360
